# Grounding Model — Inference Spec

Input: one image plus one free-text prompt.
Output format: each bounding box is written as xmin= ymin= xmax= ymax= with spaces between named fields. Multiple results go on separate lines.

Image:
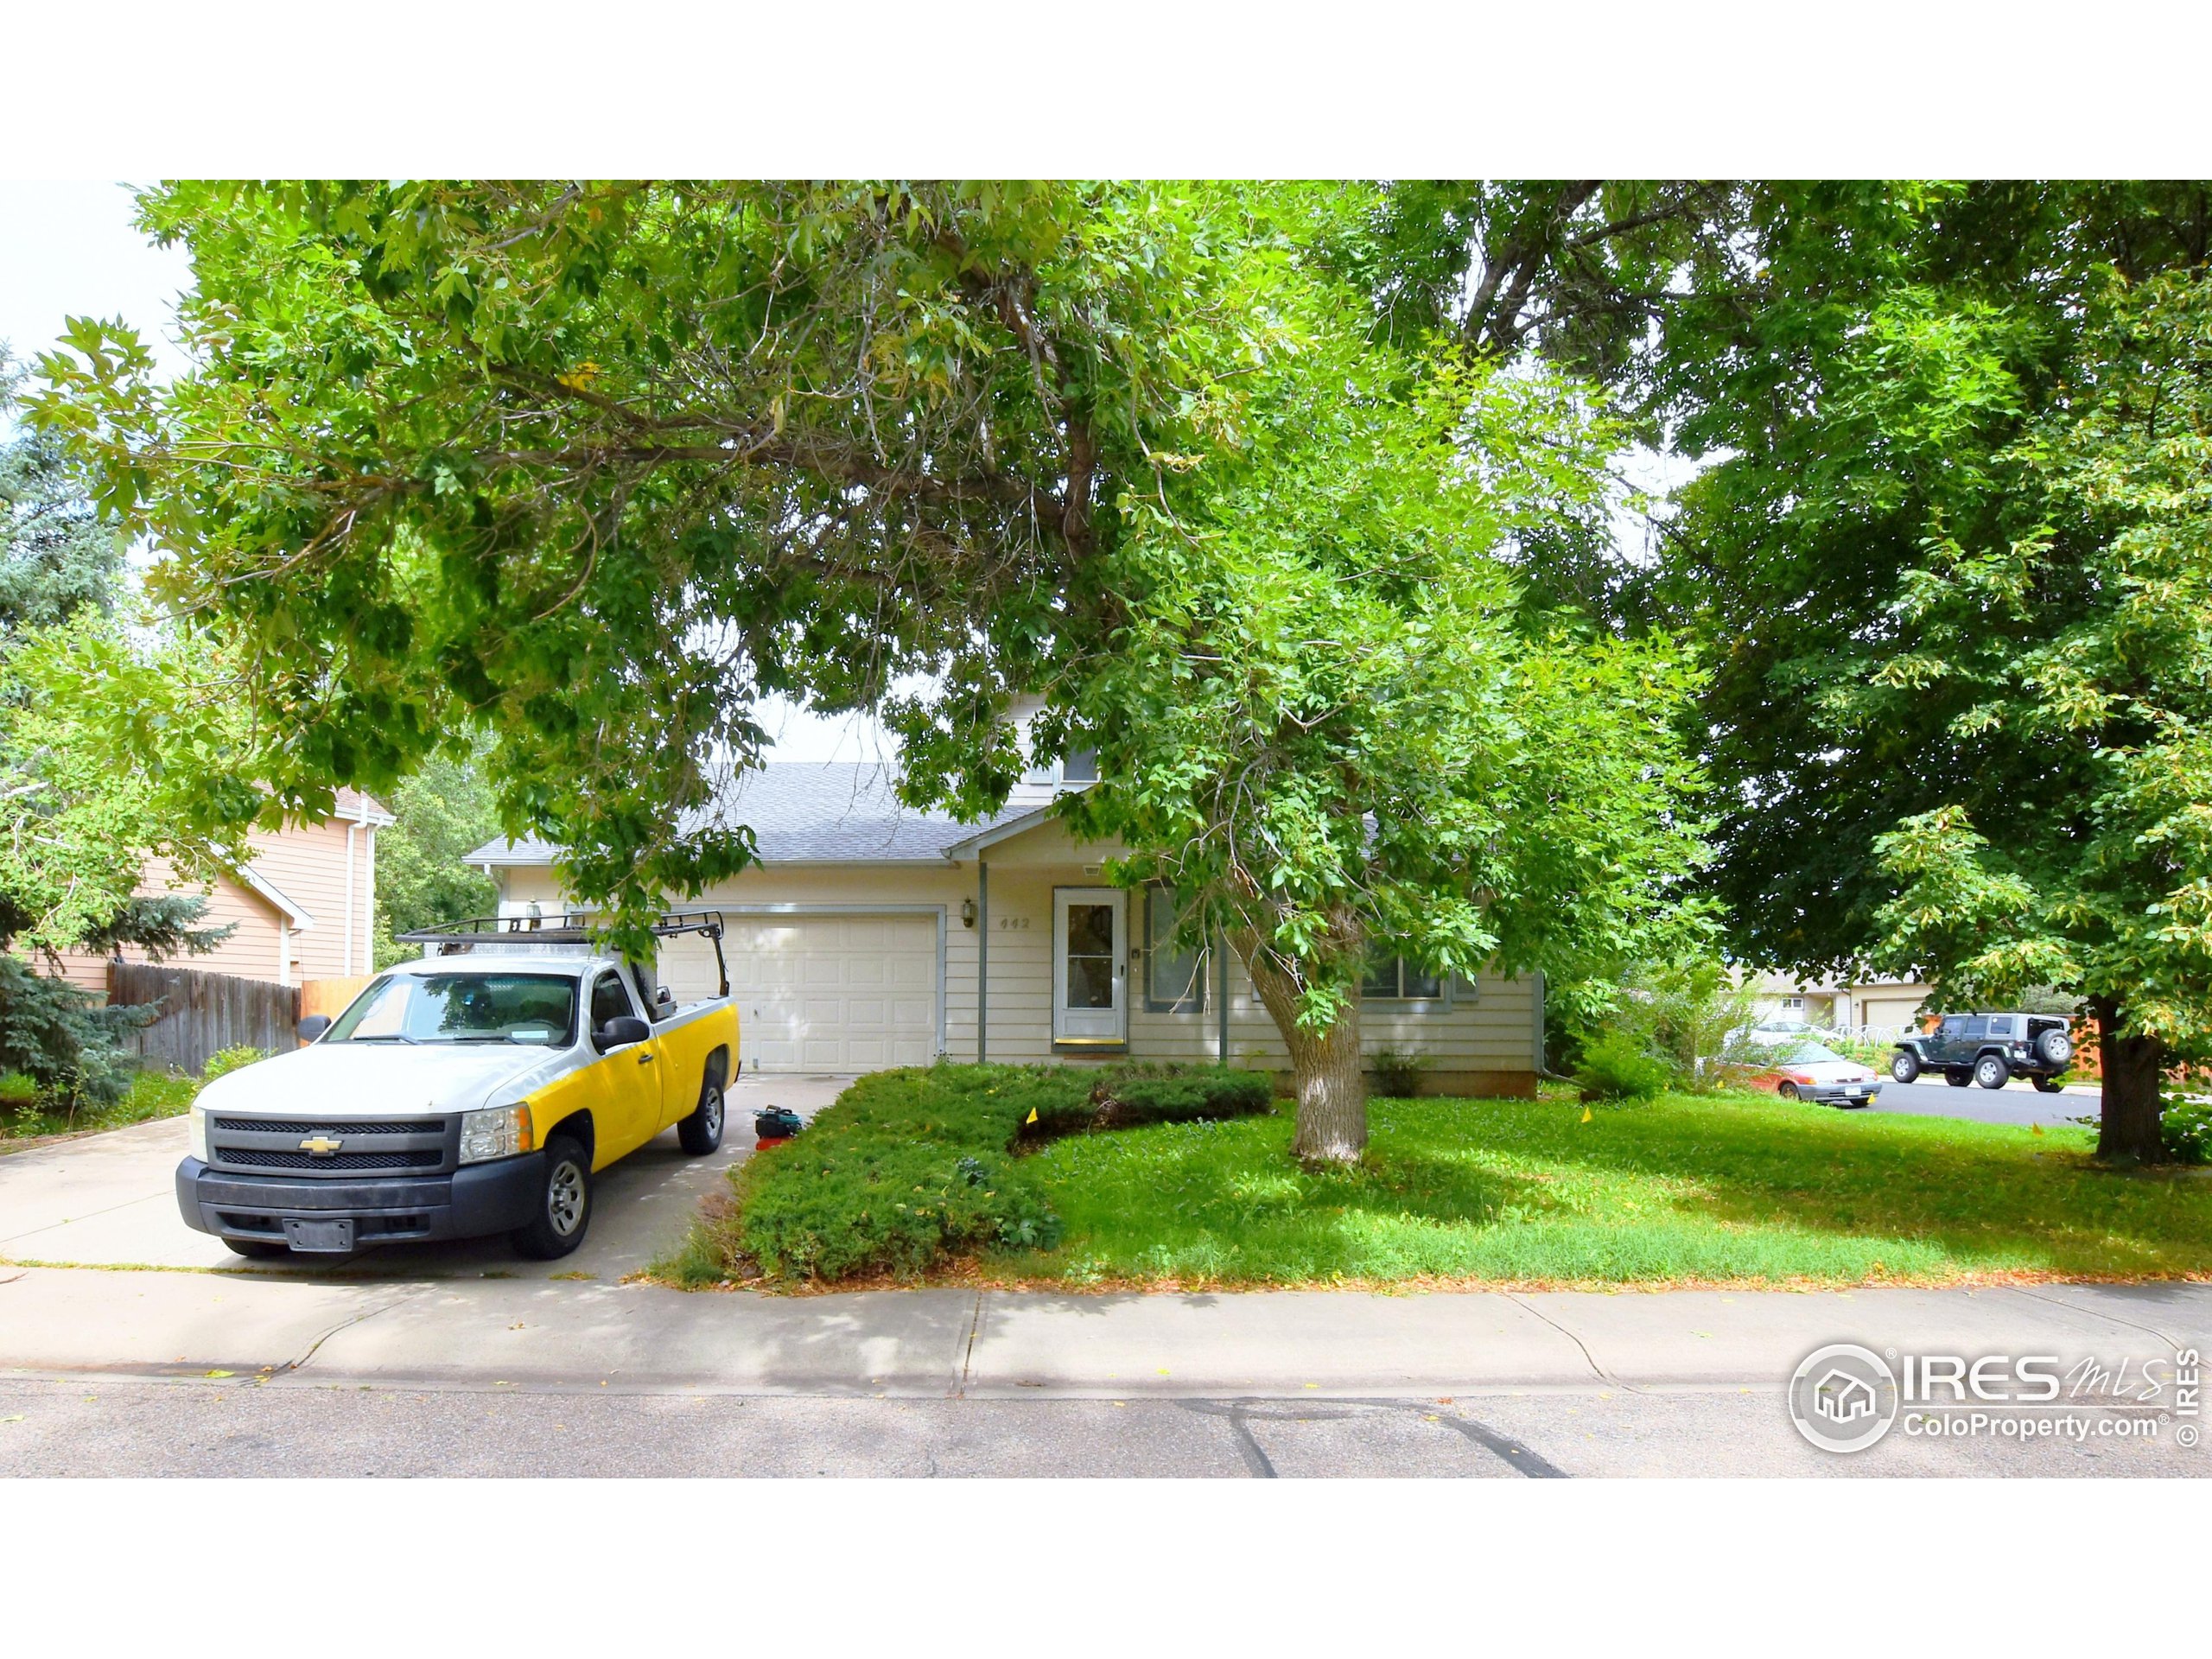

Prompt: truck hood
xmin=194 ymin=1041 xmax=571 ymax=1120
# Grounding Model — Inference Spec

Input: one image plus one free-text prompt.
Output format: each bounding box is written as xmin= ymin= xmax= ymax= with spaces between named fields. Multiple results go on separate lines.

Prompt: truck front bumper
xmin=175 ymin=1154 xmax=545 ymax=1249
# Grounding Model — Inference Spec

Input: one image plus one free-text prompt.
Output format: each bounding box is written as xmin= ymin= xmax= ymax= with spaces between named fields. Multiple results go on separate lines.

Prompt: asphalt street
xmin=1848 ymin=1077 xmax=2096 ymax=1128
xmin=1 ymin=1374 xmax=2193 ymax=1477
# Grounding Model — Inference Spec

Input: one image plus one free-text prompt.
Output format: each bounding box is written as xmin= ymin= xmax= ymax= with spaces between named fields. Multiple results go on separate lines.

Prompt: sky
xmin=0 ymin=179 xmax=878 ymax=763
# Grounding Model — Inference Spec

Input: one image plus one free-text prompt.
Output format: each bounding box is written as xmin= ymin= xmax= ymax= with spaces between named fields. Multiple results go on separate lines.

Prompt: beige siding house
xmin=469 ymin=764 xmax=1542 ymax=1096
xmin=50 ymin=789 xmax=393 ymax=995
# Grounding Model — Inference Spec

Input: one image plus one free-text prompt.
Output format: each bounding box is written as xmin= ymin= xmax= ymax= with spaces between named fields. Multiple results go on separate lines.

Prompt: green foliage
xmin=0 ymin=956 xmax=151 ymax=1106
xmin=198 ymin=1045 xmax=270 ymax=1086
xmin=371 ymin=747 xmax=499 ymax=966
xmin=1009 ymin=1093 xmax=2212 ymax=1287
xmin=1369 ymin=1049 xmax=1429 ymax=1098
xmin=0 ymin=1057 xmax=198 ymax=1141
xmin=0 ymin=415 xmax=125 ymax=635
xmin=1572 ymin=1029 xmax=1672 ymax=1102
xmin=2161 ymin=1097 xmax=2212 ymax=1167
xmin=680 ymin=1062 xmax=1276 ymax=1285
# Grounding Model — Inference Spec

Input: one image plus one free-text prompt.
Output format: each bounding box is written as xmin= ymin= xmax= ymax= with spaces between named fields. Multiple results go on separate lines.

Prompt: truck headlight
xmin=459 ymin=1104 xmax=534 ymax=1166
xmin=188 ymin=1105 xmax=208 ymax=1163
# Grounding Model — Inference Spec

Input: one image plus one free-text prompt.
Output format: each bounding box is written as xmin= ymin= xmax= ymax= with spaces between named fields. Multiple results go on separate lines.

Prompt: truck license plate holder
xmin=283 ymin=1217 xmax=355 ymax=1253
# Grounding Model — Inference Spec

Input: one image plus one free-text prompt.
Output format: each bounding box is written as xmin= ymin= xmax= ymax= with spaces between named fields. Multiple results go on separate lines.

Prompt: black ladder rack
xmin=395 ymin=912 xmax=729 ymax=997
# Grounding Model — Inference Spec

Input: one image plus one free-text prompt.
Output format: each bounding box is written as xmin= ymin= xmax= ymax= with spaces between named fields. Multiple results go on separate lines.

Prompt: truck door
xmin=586 ymin=969 xmax=663 ymax=1159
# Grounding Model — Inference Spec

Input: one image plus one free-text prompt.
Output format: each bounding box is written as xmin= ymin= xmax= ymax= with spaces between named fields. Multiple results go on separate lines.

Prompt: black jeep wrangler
xmin=1890 ymin=1013 xmax=2075 ymax=1092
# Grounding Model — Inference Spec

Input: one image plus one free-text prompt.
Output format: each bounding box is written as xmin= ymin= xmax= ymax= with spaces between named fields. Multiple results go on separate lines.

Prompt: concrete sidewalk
xmin=3 ymin=1262 xmax=2202 ymax=1400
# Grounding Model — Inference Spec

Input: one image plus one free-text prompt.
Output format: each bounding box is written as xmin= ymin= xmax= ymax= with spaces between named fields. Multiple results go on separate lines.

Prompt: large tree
xmin=1351 ymin=180 xmax=2212 ymax=1160
xmin=36 ymin=181 xmax=1706 ymax=1159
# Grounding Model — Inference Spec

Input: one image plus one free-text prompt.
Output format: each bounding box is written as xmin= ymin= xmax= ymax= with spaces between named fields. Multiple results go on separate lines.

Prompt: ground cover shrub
xmin=199 ymin=1046 xmax=272 ymax=1087
xmin=1369 ymin=1048 xmax=1429 ymax=1097
xmin=666 ymin=1062 xmax=1274 ymax=1286
xmin=1573 ymin=1030 xmax=1672 ymax=1102
xmin=2163 ymin=1096 xmax=2212 ymax=1166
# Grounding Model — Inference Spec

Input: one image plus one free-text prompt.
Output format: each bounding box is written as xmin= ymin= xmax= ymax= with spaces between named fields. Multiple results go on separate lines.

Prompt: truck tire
xmin=2033 ymin=1075 xmax=2065 ymax=1093
xmin=677 ymin=1077 xmax=726 ymax=1155
xmin=512 ymin=1137 xmax=593 ymax=1260
xmin=1890 ymin=1050 xmax=1922 ymax=1084
xmin=1974 ymin=1053 xmax=2011 ymax=1090
xmin=1945 ymin=1068 xmax=1971 ymax=1088
xmin=2034 ymin=1028 xmax=2074 ymax=1066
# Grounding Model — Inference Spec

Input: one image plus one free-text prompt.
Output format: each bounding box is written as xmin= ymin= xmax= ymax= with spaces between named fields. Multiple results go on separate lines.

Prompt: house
xmin=48 ymin=788 xmax=394 ymax=995
xmin=1748 ymin=972 xmax=1934 ymax=1035
xmin=466 ymin=763 xmax=1543 ymax=1096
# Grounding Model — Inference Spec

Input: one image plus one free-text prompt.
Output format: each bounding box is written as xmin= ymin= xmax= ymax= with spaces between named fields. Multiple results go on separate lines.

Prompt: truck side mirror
xmin=297 ymin=1014 xmax=332 ymax=1041
xmin=594 ymin=1015 xmax=651 ymax=1053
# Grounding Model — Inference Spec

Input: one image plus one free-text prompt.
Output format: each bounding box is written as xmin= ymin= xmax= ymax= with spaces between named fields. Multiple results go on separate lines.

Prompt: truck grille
xmin=206 ymin=1116 xmax=455 ymax=1178
xmin=217 ymin=1147 xmax=445 ymax=1173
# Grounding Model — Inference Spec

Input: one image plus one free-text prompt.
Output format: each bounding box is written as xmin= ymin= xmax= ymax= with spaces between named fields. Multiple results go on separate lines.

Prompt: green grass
xmin=987 ymin=1092 xmax=2212 ymax=1289
xmin=0 ymin=1067 xmax=200 ymax=1145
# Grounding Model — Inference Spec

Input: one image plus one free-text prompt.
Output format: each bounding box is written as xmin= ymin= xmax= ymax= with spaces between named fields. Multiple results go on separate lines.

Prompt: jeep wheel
xmin=1974 ymin=1053 xmax=2011 ymax=1090
xmin=1890 ymin=1051 xmax=1922 ymax=1084
xmin=677 ymin=1078 xmax=726 ymax=1155
xmin=512 ymin=1137 xmax=593 ymax=1260
xmin=2033 ymin=1075 xmax=2066 ymax=1094
xmin=1945 ymin=1068 xmax=1972 ymax=1088
xmin=2033 ymin=1028 xmax=2074 ymax=1067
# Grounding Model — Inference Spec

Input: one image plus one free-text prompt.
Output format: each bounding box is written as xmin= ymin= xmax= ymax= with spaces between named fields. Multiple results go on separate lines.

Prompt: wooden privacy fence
xmin=300 ymin=976 xmax=373 ymax=1020
xmin=108 ymin=963 xmax=301 ymax=1075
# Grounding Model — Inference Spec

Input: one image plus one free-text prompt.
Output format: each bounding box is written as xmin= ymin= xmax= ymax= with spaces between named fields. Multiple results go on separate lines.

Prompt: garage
xmin=660 ymin=912 xmax=939 ymax=1072
xmin=1859 ymin=996 xmax=1925 ymax=1033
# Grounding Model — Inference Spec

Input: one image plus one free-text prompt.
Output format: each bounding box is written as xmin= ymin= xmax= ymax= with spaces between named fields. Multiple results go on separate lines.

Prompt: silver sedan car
xmin=1768 ymin=1042 xmax=1883 ymax=1108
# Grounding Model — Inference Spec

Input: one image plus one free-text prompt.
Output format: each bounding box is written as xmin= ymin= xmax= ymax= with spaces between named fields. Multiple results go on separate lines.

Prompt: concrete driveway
xmin=0 ymin=1072 xmax=850 ymax=1280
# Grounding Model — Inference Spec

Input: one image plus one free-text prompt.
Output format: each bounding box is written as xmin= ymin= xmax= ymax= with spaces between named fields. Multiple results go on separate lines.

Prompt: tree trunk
xmin=1240 ymin=936 xmax=1368 ymax=1165
xmin=2090 ymin=996 xmax=2169 ymax=1165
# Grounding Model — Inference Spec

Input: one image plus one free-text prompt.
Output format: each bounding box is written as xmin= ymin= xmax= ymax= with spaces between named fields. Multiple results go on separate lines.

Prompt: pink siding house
xmin=49 ymin=788 xmax=394 ymax=995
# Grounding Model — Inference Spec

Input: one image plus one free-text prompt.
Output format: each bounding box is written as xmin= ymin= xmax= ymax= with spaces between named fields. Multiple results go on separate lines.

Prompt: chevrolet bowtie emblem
xmin=299 ymin=1135 xmax=344 ymax=1156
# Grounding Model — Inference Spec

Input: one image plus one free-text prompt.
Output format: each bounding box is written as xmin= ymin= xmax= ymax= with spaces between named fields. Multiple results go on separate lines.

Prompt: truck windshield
xmin=324 ymin=974 xmax=578 ymax=1047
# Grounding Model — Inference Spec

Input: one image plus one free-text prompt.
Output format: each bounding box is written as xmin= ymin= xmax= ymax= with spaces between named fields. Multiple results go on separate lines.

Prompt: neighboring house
xmin=1747 ymin=972 xmax=1934 ymax=1034
xmin=466 ymin=763 xmax=1543 ymax=1096
xmin=48 ymin=789 xmax=394 ymax=995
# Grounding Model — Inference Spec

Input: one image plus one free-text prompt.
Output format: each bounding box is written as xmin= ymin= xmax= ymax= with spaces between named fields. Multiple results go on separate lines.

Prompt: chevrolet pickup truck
xmin=176 ymin=913 xmax=738 ymax=1260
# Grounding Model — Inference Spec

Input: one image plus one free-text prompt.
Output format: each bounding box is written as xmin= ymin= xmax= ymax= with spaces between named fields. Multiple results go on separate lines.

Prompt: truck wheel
xmin=677 ymin=1078 xmax=726 ymax=1155
xmin=1974 ymin=1054 xmax=2010 ymax=1090
xmin=512 ymin=1137 xmax=593 ymax=1260
xmin=2033 ymin=1075 xmax=2065 ymax=1094
xmin=1890 ymin=1051 xmax=1921 ymax=1084
xmin=223 ymin=1238 xmax=288 ymax=1259
xmin=2034 ymin=1028 xmax=2074 ymax=1066
xmin=1945 ymin=1068 xmax=1971 ymax=1088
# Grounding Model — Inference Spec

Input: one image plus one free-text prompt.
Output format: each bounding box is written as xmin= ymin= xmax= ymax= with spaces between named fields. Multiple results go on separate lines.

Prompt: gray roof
xmin=465 ymin=762 xmax=1039 ymax=867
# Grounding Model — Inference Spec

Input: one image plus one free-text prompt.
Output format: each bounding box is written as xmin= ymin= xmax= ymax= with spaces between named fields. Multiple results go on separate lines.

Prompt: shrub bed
xmin=669 ymin=1062 xmax=1274 ymax=1286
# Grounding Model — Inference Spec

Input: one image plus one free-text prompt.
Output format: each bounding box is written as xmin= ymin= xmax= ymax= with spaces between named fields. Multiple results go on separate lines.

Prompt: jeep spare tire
xmin=2033 ymin=1027 xmax=2073 ymax=1067
xmin=1890 ymin=1050 xmax=1922 ymax=1084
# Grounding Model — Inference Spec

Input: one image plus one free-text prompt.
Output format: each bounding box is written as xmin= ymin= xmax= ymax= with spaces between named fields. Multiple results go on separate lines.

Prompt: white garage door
xmin=661 ymin=914 xmax=938 ymax=1072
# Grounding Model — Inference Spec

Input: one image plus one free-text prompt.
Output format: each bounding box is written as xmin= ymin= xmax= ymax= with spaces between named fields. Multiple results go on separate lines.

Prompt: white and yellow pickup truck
xmin=176 ymin=914 xmax=738 ymax=1261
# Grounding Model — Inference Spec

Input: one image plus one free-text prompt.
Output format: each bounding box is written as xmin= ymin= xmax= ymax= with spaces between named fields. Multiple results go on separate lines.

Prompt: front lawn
xmin=1007 ymin=1094 xmax=2212 ymax=1288
xmin=661 ymin=1065 xmax=2212 ymax=1291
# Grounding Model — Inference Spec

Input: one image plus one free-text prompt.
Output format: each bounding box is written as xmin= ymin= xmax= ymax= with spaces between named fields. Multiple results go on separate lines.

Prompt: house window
xmin=1144 ymin=885 xmax=1205 ymax=1014
xmin=1022 ymin=747 xmax=1101 ymax=787
xmin=1362 ymin=955 xmax=1444 ymax=1002
xmin=1781 ymin=996 xmax=1804 ymax=1010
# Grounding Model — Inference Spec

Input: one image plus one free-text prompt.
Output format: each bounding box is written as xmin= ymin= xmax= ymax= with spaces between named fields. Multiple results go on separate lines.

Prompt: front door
xmin=1052 ymin=887 xmax=1128 ymax=1046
